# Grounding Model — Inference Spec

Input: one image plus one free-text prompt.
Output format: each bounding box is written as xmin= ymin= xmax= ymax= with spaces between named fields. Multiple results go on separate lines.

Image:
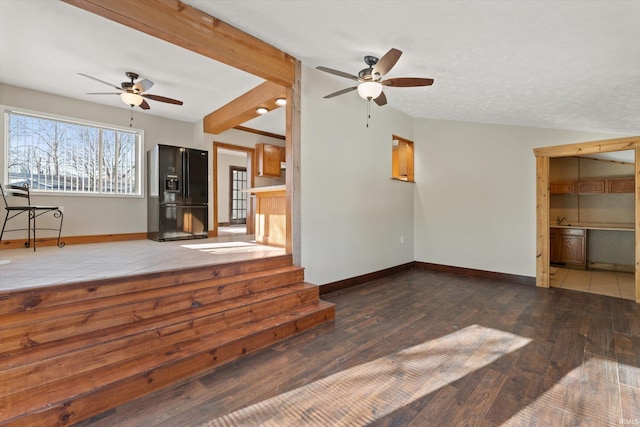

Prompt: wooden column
xmin=536 ymin=155 xmax=550 ymax=288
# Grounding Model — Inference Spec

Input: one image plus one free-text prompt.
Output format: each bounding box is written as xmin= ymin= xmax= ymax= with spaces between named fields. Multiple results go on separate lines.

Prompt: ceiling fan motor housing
xmin=359 ymin=56 xmax=380 ymax=81
xmin=358 ymin=67 xmax=375 ymax=81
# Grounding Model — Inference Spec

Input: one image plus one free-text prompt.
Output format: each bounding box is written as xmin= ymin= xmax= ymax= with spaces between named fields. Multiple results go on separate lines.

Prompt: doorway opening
xmin=213 ymin=142 xmax=255 ymax=238
xmin=534 ymin=136 xmax=639 ymax=303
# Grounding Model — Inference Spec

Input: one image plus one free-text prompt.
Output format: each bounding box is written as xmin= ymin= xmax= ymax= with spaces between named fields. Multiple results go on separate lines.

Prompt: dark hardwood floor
xmin=74 ymin=268 xmax=640 ymax=427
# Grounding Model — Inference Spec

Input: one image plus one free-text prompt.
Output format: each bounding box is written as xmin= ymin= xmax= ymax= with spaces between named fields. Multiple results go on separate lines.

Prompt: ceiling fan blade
xmin=381 ymin=77 xmax=434 ymax=87
xmin=316 ymin=66 xmax=361 ymax=82
xmin=372 ymin=48 xmax=402 ymax=79
xmin=139 ymin=100 xmax=151 ymax=110
xmin=374 ymin=91 xmax=387 ymax=106
xmin=323 ymin=86 xmax=358 ymax=99
xmin=133 ymin=78 xmax=154 ymax=93
xmin=78 ymin=73 xmax=122 ymax=91
xmin=142 ymin=94 xmax=183 ymax=105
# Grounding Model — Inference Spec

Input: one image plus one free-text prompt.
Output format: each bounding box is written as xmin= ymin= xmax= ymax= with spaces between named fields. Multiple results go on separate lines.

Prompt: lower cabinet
xmin=550 ymin=227 xmax=586 ymax=269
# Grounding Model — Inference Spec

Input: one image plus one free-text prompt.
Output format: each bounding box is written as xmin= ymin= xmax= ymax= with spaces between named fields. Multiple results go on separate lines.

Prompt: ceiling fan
xmin=78 ymin=71 xmax=183 ymax=110
xmin=316 ymin=48 xmax=434 ymax=106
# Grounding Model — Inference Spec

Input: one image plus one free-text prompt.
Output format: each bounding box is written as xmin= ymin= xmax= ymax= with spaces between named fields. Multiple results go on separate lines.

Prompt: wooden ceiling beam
xmin=203 ymin=81 xmax=285 ymax=134
xmin=62 ymin=0 xmax=295 ymax=87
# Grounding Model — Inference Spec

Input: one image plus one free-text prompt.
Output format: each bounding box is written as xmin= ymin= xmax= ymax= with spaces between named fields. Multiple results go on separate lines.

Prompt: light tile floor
xmin=0 ymin=234 xmax=285 ymax=292
xmin=549 ymin=266 xmax=635 ymax=300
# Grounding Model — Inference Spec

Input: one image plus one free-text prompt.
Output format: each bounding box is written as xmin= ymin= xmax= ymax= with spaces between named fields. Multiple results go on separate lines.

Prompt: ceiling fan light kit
xmin=120 ymin=92 xmax=143 ymax=106
xmin=357 ymin=81 xmax=383 ymax=100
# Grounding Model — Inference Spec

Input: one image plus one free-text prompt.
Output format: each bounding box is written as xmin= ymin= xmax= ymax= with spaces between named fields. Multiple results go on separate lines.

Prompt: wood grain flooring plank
xmin=620 ymin=383 xmax=640 ymax=421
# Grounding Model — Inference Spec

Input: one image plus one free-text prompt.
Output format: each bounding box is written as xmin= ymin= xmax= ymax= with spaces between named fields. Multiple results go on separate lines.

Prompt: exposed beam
xmin=534 ymin=136 xmax=639 ymax=158
xmin=62 ymin=0 xmax=295 ymax=87
xmin=203 ymin=81 xmax=285 ymax=134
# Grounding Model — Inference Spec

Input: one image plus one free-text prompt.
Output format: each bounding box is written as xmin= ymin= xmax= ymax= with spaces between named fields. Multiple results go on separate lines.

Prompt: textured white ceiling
xmin=186 ymin=0 xmax=640 ymax=135
xmin=1 ymin=0 xmax=639 ymax=138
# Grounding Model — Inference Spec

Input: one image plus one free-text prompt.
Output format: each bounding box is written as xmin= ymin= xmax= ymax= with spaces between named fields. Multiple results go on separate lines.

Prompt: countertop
xmin=551 ymin=222 xmax=635 ymax=231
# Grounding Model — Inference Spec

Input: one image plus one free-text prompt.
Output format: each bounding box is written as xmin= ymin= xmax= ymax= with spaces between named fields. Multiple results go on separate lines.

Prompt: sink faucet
xmin=556 ymin=216 xmax=566 ymax=225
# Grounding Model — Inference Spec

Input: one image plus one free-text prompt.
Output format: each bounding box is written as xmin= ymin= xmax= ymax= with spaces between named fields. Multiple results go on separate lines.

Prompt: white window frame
xmin=2 ymin=106 xmax=144 ymax=198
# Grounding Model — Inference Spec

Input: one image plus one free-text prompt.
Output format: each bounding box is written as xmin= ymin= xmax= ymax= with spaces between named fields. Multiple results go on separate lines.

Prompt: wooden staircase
xmin=0 ymin=254 xmax=335 ymax=427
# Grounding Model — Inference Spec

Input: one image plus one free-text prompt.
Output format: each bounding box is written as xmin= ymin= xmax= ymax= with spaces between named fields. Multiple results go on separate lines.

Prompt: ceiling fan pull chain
xmin=366 ymin=99 xmax=371 ymax=128
xmin=130 ymin=107 xmax=134 ymax=127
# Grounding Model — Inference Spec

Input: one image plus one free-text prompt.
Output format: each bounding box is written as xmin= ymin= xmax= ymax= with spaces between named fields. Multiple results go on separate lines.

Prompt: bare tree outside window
xmin=6 ymin=111 xmax=141 ymax=195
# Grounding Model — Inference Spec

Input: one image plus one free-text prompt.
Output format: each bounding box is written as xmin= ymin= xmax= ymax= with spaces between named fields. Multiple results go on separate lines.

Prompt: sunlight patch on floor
xmin=199 ymin=324 xmax=531 ymax=427
xmin=181 ymin=241 xmax=256 ymax=250
xmin=180 ymin=241 xmax=267 ymax=255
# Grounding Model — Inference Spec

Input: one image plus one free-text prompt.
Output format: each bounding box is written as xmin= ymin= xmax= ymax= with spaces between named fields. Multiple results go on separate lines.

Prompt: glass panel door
xmin=230 ymin=166 xmax=247 ymax=225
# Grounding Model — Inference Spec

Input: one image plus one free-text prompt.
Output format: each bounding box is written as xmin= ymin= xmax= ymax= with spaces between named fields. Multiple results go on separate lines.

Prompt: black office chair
xmin=0 ymin=183 xmax=65 ymax=251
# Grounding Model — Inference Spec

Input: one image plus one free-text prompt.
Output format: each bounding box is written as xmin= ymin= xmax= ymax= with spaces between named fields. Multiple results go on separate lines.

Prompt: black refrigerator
xmin=147 ymin=144 xmax=209 ymax=241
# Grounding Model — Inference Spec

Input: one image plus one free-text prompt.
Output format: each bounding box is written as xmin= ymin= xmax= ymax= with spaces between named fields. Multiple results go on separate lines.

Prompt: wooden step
xmin=0 ymin=255 xmax=335 ymax=427
xmin=0 ymin=265 xmax=304 ymax=353
xmin=1 ymin=283 xmax=319 ymax=392
xmin=0 ymin=254 xmax=295 ymax=314
xmin=1 ymin=301 xmax=335 ymax=427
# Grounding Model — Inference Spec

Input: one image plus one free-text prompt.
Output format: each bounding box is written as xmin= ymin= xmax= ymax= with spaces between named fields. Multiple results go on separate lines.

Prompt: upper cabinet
xmin=550 ymin=182 xmax=575 ymax=195
xmin=608 ymin=177 xmax=635 ymax=194
xmin=550 ymin=176 xmax=634 ymax=194
xmin=577 ymin=179 xmax=606 ymax=194
xmin=256 ymin=143 xmax=284 ymax=177
xmin=550 ymin=156 xmax=635 ymax=195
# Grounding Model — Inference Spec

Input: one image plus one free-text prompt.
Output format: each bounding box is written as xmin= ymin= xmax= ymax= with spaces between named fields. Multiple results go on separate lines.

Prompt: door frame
xmin=533 ymin=135 xmax=640 ymax=303
xmin=212 ymin=142 xmax=254 ymax=237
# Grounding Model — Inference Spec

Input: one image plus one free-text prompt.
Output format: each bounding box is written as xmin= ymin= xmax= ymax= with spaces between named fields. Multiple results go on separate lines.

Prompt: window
xmin=5 ymin=109 xmax=143 ymax=196
xmin=391 ymin=135 xmax=414 ymax=182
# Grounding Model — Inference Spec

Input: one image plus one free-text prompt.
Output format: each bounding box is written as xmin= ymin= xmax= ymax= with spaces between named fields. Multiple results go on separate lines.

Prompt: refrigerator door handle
xmin=184 ymin=149 xmax=190 ymax=199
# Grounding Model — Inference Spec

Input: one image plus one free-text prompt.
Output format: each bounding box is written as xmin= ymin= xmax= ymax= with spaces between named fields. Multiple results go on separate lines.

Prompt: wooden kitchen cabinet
xmin=255 ymin=143 xmax=284 ymax=177
xmin=550 ymin=182 xmax=575 ymax=195
xmin=577 ymin=179 xmax=605 ymax=194
xmin=608 ymin=177 xmax=634 ymax=193
xmin=550 ymin=227 xmax=586 ymax=268
xmin=551 ymin=176 xmax=634 ymax=195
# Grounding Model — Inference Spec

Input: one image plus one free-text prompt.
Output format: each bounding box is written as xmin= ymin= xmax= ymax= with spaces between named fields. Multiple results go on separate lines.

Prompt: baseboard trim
xmin=587 ymin=261 xmax=634 ymax=273
xmin=415 ymin=262 xmax=536 ymax=286
xmin=320 ymin=261 xmax=536 ymax=294
xmin=0 ymin=232 xmax=147 ymax=249
xmin=319 ymin=263 xmax=415 ymax=295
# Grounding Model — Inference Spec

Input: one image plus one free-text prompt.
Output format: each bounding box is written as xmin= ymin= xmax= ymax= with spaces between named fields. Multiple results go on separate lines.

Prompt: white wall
xmin=205 ymin=127 xmax=285 ymax=152
xmin=0 ymin=84 xmax=201 ymax=237
xmin=412 ymin=118 xmax=627 ymax=277
xmin=300 ymin=66 xmax=415 ymax=285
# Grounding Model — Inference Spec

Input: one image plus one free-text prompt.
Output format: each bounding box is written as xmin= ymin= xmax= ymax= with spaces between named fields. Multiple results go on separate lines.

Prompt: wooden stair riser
xmin=0 ymin=255 xmax=295 ymax=315
xmin=1 ymin=302 xmax=335 ymax=427
xmin=0 ymin=269 xmax=305 ymax=353
xmin=0 ymin=285 xmax=320 ymax=396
